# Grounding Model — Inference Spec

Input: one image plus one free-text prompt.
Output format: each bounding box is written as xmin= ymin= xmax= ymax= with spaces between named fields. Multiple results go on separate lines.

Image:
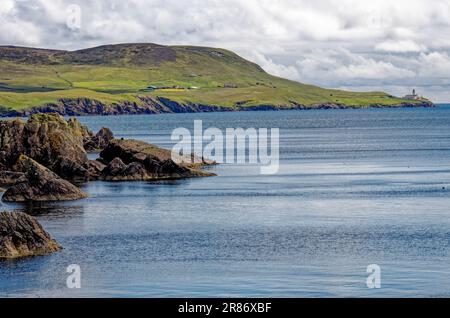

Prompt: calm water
xmin=1 ymin=106 xmax=450 ymax=297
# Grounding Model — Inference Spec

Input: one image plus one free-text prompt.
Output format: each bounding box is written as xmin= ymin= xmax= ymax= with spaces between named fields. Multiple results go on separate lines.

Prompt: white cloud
xmin=335 ymin=59 xmax=415 ymax=79
xmin=295 ymin=49 xmax=415 ymax=81
xmin=0 ymin=0 xmax=15 ymax=15
xmin=247 ymin=51 xmax=300 ymax=80
xmin=419 ymin=52 xmax=450 ymax=77
xmin=375 ymin=40 xmax=426 ymax=53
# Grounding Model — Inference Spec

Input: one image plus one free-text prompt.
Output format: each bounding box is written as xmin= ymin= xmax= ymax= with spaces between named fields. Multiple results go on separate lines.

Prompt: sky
xmin=1 ymin=0 xmax=450 ymax=102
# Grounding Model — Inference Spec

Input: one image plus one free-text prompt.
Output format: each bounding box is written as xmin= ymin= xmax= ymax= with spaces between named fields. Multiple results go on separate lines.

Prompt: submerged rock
xmin=2 ymin=155 xmax=87 ymax=202
xmin=0 ymin=211 xmax=61 ymax=259
xmin=99 ymin=139 xmax=215 ymax=181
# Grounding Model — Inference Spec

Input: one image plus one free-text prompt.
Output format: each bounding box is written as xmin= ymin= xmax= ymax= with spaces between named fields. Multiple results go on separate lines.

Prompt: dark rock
xmin=87 ymin=159 xmax=106 ymax=178
xmin=84 ymin=127 xmax=114 ymax=151
xmin=0 ymin=211 xmax=61 ymax=259
xmin=0 ymin=113 xmax=93 ymax=180
xmin=101 ymin=158 xmax=148 ymax=181
xmin=103 ymin=157 xmax=127 ymax=178
xmin=0 ymin=171 xmax=25 ymax=186
xmin=99 ymin=139 xmax=215 ymax=181
xmin=2 ymin=155 xmax=87 ymax=202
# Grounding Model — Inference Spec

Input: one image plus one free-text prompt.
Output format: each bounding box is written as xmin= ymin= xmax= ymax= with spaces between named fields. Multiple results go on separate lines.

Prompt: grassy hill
xmin=0 ymin=43 xmax=429 ymax=112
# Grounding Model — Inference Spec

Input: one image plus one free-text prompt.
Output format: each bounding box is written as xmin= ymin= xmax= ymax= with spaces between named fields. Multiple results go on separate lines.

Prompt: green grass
xmin=154 ymin=79 xmax=406 ymax=108
xmin=0 ymin=43 xmax=426 ymax=110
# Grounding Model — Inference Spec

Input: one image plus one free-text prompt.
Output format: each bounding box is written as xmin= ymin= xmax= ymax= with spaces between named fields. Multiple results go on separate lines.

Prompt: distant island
xmin=0 ymin=43 xmax=433 ymax=117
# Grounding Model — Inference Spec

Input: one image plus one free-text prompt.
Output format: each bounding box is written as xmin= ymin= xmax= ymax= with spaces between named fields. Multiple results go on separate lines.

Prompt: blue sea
xmin=1 ymin=105 xmax=450 ymax=297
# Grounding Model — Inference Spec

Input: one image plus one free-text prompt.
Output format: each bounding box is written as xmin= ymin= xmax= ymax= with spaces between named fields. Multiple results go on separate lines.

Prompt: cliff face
xmin=0 ymin=97 xmax=435 ymax=117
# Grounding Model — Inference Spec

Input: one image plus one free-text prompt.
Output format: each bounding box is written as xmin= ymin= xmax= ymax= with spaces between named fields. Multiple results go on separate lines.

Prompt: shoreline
xmin=0 ymin=96 xmax=435 ymax=117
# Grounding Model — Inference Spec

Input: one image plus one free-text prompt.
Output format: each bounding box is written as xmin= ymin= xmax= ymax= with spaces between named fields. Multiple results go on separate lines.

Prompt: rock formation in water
xmin=0 ymin=211 xmax=61 ymax=259
xmin=99 ymin=139 xmax=215 ymax=181
xmin=0 ymin=113 xmax=215 ymax=201
xmin=0 ymin=113 xmax=115 ymax=184
xmin=83 ymin=127 xmax=114 ymax=152
xmin=2 ymin=155 xmax=88 ymax=202
xmin=0 ymin=114 xmax=92 ymax=181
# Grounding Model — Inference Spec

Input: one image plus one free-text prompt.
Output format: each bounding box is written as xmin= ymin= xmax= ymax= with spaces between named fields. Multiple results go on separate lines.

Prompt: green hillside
xmin=0 ymin=43 xmax=427 ymax=111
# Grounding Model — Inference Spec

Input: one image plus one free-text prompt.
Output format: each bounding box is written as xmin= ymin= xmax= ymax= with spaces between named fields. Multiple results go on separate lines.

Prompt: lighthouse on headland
xmin=403 ymin=89 xmax=420 ymax=100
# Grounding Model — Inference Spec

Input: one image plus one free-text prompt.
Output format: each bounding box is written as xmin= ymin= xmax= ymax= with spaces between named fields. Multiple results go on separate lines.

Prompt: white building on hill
xmin=403 ymin=89 xmax=421 ymax=100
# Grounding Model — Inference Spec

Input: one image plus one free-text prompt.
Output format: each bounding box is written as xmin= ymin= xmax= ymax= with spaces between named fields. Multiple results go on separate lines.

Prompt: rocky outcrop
xmin=0 ymin=96 xmax=435 ymax=117
xmin=2 ymin=155 xmax=87 ymax=202
xmin=0 ymin=171 xmax=25 ymax=187
xmin=84 ymin=127 xmax=114 ymax=151
xmin=0 ymin=113 xmax=113 ymax=181
xmin=99 ymin=139 xmax=215 ymax=181
xmin=87 ymin=159 xmax=107 ymax=178
xmin=0 ymin=114 xmax=91 ymax=180
xmin=0 ymin=113 xmax=214 ymax=201
xmin=0 ymin=211 xmax=61 ymax=259
xmin=101 ymin=157 xmax=148 ymax=181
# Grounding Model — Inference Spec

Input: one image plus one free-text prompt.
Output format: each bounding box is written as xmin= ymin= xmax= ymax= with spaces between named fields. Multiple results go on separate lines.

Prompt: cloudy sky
xmin=1 ymin=0 xmax=450 ymax=102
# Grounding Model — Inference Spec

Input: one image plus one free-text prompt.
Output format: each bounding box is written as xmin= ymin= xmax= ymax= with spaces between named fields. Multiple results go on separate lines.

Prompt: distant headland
xmin=0 ymin=43 xmax=433 ymax=117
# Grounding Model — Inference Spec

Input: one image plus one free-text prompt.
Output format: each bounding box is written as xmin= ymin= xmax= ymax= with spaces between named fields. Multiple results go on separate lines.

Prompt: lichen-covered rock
xmin=0 ymin=211 xmax=61 ymax=259
xmin=0 ymin=113 xmax=92 ymax=180
xmin=2 ymin=155 xmax=87 ymax=202
xmin=99 ymin=139 xmax=215 ymax=181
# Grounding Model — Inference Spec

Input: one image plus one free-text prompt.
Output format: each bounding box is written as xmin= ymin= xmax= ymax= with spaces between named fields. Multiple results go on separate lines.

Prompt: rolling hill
xmin=0 ymin=43 xmax=432 ymax=115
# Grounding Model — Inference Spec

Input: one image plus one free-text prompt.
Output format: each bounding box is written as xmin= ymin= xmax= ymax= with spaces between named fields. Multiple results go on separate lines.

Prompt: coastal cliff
xmin=0 ymin=96 xmax=435 ymax=117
